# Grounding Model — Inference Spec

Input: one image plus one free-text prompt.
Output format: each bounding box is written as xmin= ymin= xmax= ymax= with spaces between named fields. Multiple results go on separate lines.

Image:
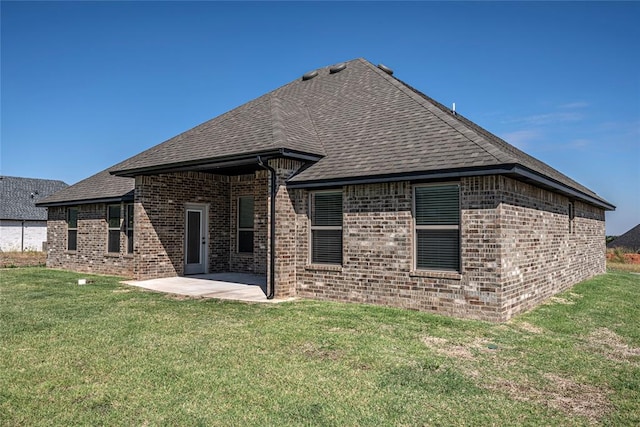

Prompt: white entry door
xmin=184 ymin=205 xmax=207 ymax=275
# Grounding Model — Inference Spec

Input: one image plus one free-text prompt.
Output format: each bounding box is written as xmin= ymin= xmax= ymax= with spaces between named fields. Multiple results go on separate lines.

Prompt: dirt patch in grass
xmin=545 ymin=296 xmax=575 ymax=305
xmin=422 ymin=335 xmax=503 ymax=360
xmin=300 ymin=342 xmax=344 ymax=361
xmin=516 ymin=321 xmax=545 ymax=334
xmin=607 ymin=252 xmax=640 ymax=264
xmin=587 ymin=328 xmax=640 ymax=364
xmin=0 ymin=251 xmax=46 ymax=268
xmin=488 ymin=373 xmax=611 ymax=422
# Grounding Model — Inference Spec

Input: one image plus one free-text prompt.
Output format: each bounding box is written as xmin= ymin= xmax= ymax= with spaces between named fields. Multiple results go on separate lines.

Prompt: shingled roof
xmin=607 ymin=224 xmax=640 ymax=252
xmin=36 ymin=59 xmax=612 ymax=210
xmin=0 ymin=176 xmax=68 ymax=220
xmin=108 ymin=58 xmax=612 ymax=210
xmin=36 ymin=169 xmax=134 ymax=207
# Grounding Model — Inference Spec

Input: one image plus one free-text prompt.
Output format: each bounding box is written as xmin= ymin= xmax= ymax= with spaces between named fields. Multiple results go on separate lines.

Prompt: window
xmin=414 ymin=184 xmax=460 ymax=272
xmin=125 ymin=204 xmax=134 ymax=254
xmin=310 ymin=191 xmax=343 ymax=264
xmin=238 ymin=196 xmax=254 ymax=253
xmin=67 ymin=207 xmax=78 ymax=251
xmin=568 ymin=202 xmax=575 ymax=234
xmin=107 ymin=204 xmax=121 ymax=253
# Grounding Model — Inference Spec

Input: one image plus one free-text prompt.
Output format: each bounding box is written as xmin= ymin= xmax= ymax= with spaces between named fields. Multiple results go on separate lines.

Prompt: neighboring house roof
xmin=0 ymin=176 xmax=68 ymax=220
xmin=36 ymin=169 xmax=134 ymax=207
xmin=607 ymin=224 xmax=640 ymax=251
xmin=108 ymin=58 xmax=612 ymax=210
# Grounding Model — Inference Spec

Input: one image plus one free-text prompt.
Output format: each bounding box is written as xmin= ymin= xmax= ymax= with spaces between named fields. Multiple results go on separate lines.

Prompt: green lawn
xmin=1 ymin=268 xmax=639 ymax=426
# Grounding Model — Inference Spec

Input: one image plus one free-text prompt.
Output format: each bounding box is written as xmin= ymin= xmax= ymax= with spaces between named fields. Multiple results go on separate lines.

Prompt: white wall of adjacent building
xmin=0 ymin=220 xmax=48 ymax=252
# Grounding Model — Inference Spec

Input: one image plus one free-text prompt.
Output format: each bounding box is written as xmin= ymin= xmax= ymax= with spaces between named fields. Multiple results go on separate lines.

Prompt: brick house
xmin=39 ymin=58 xmax=614 ymax=321
xmin=0 ymin=176 xmax=68 ymax=252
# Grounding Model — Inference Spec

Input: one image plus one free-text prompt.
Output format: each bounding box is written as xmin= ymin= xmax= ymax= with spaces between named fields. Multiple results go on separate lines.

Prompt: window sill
xmin=305 ymin=264 xmax=343 ymax=272
xmin=236 ymin=252 xmax=254 ymax=257
xmin=65 ymin=250 xmax=77 ymax=255
xmin=105 ymin=252 xmax=121 ymax=258
xmin=410 ymin=270 xmax=462 ymax=280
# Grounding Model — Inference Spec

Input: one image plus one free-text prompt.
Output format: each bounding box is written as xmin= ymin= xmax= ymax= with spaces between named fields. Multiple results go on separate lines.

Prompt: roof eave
xmin=36 ymin=193 xmax=135 ymax=208
xmin=510 ymin=165 xmax=615 ymax=211
xmin=287 ymin=164 xmax=615 ymax=211
xmin=110 ymin=148 xmax=322 ymax=177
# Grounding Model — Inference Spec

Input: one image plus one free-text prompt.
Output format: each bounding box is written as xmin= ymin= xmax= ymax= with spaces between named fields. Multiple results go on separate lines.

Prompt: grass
xmin=1 ymin=268 xmax=639 ymax=426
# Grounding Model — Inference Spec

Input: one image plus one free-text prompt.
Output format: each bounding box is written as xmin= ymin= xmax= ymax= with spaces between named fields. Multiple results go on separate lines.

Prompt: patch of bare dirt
xmin=422 ymin=336 xmax=503 ymax=360
xmin=487 ymin=373 xmax=611 ymax=422
xmin=300 ymin=342 xmax=344 ymax=361
xmin=0 ymin=251 xmax=46 ymax=268
xmin=517 ymin=322 xmax=545 ymax=334
xmin=607 ymin=252 xmax=640 ymax=264
xmin=586 ymin=328 xmax=640 ymax=364
xmin=548 ymin=296 xmax=575 ymax=305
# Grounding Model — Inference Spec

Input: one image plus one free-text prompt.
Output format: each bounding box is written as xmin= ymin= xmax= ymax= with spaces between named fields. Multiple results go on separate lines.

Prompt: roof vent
xmin=302 ymin=70 xmax=318 ymax=81
xmin=329 ymin=63 xmax=347 ymax=74
xmin=377 ymin=63 xmax=393 ymax=75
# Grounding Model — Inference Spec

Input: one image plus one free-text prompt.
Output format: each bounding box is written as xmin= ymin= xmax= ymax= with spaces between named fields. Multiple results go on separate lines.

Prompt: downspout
xmin=21 ymin=220 xmax=25 ymax=252
xmin=257 ymin=156 xmax=276 ymax=299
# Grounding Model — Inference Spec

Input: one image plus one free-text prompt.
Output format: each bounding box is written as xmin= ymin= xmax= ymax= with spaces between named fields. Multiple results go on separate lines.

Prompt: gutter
xmin=36 ymin=194 xmax=135 ymax=208
xmin=257 ymin=156 xmax=277 ymax=300
xmin=286 ymin=164 xmax=615 ymax=211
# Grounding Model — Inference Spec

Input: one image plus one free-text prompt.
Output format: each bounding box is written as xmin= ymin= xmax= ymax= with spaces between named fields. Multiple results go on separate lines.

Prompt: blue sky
xmin=1 ymin=1 xmax=638 ymax=235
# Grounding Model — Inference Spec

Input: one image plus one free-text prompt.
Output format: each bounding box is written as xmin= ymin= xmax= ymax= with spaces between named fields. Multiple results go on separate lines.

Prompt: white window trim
xmin=413 ymin=182 xmax=461 ymax=273
xmin=308 ymin=189 xmax=343 ymax=265
xmin=237 ymin=196 xmax=254 ymax=253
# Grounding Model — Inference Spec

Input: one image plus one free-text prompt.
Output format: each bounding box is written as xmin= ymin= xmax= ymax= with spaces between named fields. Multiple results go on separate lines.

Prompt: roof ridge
xmin=270 ymin=95 xmax=286 ymax=148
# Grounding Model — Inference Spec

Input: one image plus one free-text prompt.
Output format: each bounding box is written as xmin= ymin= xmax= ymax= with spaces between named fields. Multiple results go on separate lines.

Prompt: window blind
xmin=415 ymin=184 xmax=460 ymax=272
xmin=311 ymin=191 xmax=342 ymax=264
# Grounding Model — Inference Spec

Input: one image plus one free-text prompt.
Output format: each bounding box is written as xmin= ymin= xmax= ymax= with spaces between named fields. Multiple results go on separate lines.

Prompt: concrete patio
xmin=122 ymin=272 xmax=292 ymax=303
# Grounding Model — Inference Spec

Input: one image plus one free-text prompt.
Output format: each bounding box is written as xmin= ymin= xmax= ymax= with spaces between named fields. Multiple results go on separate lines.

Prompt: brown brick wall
xmin=229 ymin=172 xmax=268 ymax=275
xmin=46 ymin=205 xmax=134 ymax=277
xmin=290 ymin=175 xmax=605 ymax=321
xmin=45 ymin=167 xmax=606 ymax=321
xmin=47 ymin=170 xmax=272 ymax=281
xmin=270 ymin=158 xmax=305 ymax=298
xmin=134 ymin=172 xmax=230 ymax=280
xmin=497 ymin=177 xmax=606 ymax=318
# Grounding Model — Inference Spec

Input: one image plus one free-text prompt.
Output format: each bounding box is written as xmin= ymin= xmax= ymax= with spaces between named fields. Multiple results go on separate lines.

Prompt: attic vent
xmin=377 ymin=64 xmax=393 ymax=75
xmin=302 ymin=70 xmax=318 ymax=81
xmin=329 ymin=63 xmax=347 ymax=74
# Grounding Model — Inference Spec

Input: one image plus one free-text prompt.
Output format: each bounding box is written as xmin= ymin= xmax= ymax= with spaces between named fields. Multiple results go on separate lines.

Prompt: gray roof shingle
xmin=44 ymin=58 xmax=611 ymax=209
xmin=108 ymin=58 xmax=610 ymax=208
xmin=36 ymin=169 xmax=134 ymax=207
xmin=607 ymin=224 xmax=640 ymax=252
xmin=0 ymin=176 xmax=68 ymax=220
